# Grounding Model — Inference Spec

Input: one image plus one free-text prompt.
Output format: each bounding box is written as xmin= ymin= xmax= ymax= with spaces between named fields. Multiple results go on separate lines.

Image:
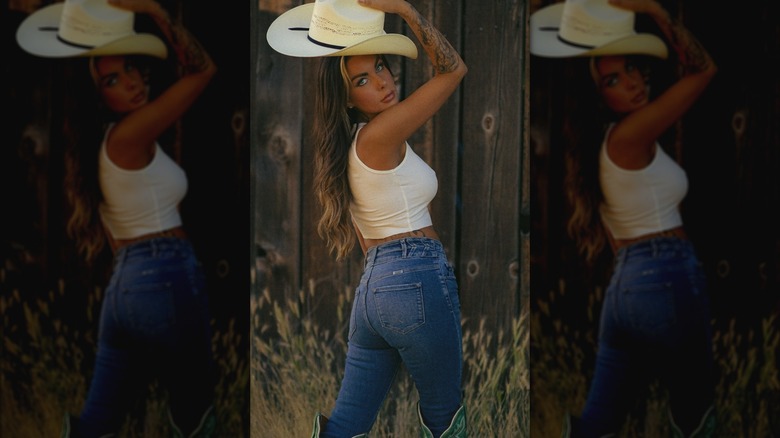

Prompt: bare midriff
xmin=612 ymin=225 xmax=687 ymax=251
xmin=363 ymin=225 xmax=440 ymax=251
xmin=110 ymin=225 xmax=188 ymax=252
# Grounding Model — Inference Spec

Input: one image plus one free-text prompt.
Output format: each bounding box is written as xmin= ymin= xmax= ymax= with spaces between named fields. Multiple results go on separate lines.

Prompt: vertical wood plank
xmin=403 ymin=0 xmax=463 ymax=262
xmin=460 ymin=0 xmax=524 ymax=332
xmin=255 ymin=0 xmax=305 ymax=310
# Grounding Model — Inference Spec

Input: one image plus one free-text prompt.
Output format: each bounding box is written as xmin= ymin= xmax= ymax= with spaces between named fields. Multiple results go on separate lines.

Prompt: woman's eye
xmin=356 ymin=78 xmax=367 ymax=87
xmin=103 ymin=76 xmax=117 ymax=87
xmin=376 ymin=63 xmax=384 ymax=72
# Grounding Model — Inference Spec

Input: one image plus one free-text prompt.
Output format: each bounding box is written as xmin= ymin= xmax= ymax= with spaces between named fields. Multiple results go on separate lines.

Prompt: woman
xmin=532 ymin=0 xmax=717 ymax=436
xmin=18 ymin=0 xmax=217 ymax=436
xmin=268 ymin=0 xmax=467 ymax=436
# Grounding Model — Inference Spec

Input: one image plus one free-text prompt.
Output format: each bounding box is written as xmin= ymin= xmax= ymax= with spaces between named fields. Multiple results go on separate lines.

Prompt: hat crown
xmin=558 ymin=0 xmax=635 ymax=48
xmin=308 ymin=0 xmax=387 ymax=49
xmin=59 ymin=0 xmax=135 ymax=48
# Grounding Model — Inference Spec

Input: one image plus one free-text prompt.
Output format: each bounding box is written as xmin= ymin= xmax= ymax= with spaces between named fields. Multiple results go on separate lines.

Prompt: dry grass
xmin=251 ymin=285 xmax=529 ymax=437
xmin=530 ymin=279 xmax=780 ymax=437
xmin=0 ymin=270 xmax=248 ymax=437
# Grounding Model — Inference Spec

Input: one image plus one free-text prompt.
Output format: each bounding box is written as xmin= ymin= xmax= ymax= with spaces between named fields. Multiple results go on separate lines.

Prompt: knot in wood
xmin=216 ymin=259 xmax=230 ymax=278
xmin=232 ymin=110 xmax=247 ymax=137
xmin=269 ymin=133 xmax=292 ymax=163
xmin=466 ymin=259 xmax=480 ymax=278
xmin=482 ymin=114 xmax=495 ymax=132
xmin=731 ymin=109 xmax=747 ymax=140
xmin=716 ymin=259 xmax=730 ymax=278
xmin=508 ymin=260 xmax=519 ymax=279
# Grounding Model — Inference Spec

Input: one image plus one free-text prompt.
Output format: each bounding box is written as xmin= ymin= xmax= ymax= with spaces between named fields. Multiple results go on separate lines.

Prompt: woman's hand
xmin=352 ymin=0 xmax=466 ymax=171
xmin=607 ymin=0 xmax=665 ymax=17
xmin=108 ymin=0 xmax=165 ymax=17
xmin=357 ymin=0 xmax=410 ymax=16
xmin=103 ymin=0 xmax=215 ymax=168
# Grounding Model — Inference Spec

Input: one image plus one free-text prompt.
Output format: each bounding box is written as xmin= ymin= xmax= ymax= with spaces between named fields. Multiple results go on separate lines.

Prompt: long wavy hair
xmin=312 ymin=55 xmax=393 ymax=260
xmin=63 ymin=56 xmax=151 ymax=263
xmin=563 ymin=56 xmax=613 ymax=263
xmin=564 ymin=55 xmax=652 ymax=263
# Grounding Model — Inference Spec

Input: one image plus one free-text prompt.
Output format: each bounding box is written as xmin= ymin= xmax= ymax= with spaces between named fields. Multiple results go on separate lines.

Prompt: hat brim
xmin=16 ymin=3 xmax=168 ymax=59
xmin=530 ymin=3 xmax=668 ymax=59
xmin=266 ymin=3 xmax=418 ymax=59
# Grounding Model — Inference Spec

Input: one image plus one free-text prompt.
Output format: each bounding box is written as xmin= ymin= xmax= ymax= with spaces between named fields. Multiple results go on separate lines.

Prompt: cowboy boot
xmin=670 ymin=405 xmax=716 ymax=438
xmin=561 ymin=413 xmax=616 ymax=438
xmin=418 ymin=404 xmax=466 ymax=438
xmin=310 ymin=412 xmax=368 ymax=438
xmin=560 ymin=413 xmax=572 ymax=438
xmin=170 ymin=405 xmax=217 ymax=438
xmin=311 ymin=413 xmax=328 ymax=438
xmin=60 ymin=413 xmax=116 ymax=438
xmin=60 ymin=414 xmax=72 ymax=438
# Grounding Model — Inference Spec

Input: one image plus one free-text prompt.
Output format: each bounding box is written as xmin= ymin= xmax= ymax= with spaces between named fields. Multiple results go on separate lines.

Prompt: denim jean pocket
xmin=623 ymin=280 xmax=676 ymax=339
xmin=121 ymin=283 xmax=177 ymax=339
xmin=374 ymin=282 xmax=425 ymax=334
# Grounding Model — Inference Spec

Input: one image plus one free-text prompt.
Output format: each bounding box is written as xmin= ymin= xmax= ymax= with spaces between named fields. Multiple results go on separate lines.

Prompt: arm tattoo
xmin=153 ymin=9 xmax=213 ymax=75
xmin=663 ymin=16 xmax=713 ymax=74
xmin=407 ymin=7 xmax=460 ymax=74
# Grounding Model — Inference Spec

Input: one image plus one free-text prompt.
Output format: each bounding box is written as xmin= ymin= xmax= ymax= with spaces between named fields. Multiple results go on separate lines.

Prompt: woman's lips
xmin=132 ymin=91 xmax=147 ymax=104
xmin=382 ymin=90 xmax=395 ymax=103
xmin=632 ymin=90 xmax=647 ymax=104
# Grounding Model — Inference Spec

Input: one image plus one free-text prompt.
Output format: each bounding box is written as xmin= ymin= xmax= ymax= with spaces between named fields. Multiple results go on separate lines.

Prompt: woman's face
xmin=94 ymin=55 xmax=148 ymax=114
xmin=345 ymin=55 xmax=398 ymax=120
xmin=594 ymin=55 xmax=648 ymax=114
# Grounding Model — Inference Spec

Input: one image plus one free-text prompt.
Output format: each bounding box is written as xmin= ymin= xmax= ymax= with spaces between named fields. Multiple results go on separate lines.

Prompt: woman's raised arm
xmin=357 ymin=0 xmax=467 ymax=161
xmin=609 ymin=0 xmax=716 ymax=156
xmin=106 ymin=0 xmax=216 ymax=160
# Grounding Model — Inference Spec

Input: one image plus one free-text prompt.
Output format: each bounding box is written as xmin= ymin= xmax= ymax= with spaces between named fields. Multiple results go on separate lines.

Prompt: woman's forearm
xmin=647 ymin=3 xmax=715 ymax=74
xmin=147 ymin=3 xmax=215 ymax=75
xmin=397 ymin=2 xmax=464 ymax=75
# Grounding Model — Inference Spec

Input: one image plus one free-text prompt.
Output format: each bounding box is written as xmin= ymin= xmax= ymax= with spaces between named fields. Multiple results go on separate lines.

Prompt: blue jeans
xmin=323 ymin=238 xmax=463 ymax=438
xmin=77 ymin=238 xmax=215 ymax=438
xmin=578 ymin=237 xmax=715 ymax=437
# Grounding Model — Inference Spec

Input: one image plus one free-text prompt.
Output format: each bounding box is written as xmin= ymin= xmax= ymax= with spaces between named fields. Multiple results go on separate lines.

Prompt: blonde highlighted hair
xmin=312 ymin=55 xmax=393 ymax=260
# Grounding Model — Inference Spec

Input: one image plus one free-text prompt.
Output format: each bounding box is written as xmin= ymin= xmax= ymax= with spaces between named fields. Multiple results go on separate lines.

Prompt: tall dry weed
xmin=531 ymin=278 xmax=780 ymax=437
xmin=1 ymin=269 xmax=248 ymax=437
xmin=252 ymin=285 xmax=529 ymax=437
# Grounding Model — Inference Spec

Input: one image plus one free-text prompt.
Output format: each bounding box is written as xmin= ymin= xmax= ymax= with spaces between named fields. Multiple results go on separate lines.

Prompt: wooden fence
xmin=530 ymin=0 xmax=780 ymax=329
xmin=252 ymin=0 xmax=530 ymax=336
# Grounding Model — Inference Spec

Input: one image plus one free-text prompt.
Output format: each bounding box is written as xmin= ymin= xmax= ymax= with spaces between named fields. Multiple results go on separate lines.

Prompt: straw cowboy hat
xmin=16 ymin=0 xmax=167 ymax=59
xmin=266 ymin=0 xmax=418 ymax=58
xmin=530 ymin=0 xmax=668 ymax=58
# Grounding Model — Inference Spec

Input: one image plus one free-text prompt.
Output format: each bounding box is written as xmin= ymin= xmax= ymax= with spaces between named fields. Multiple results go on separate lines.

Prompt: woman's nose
xmin=125 ymin=75 xmax=140 ymax=90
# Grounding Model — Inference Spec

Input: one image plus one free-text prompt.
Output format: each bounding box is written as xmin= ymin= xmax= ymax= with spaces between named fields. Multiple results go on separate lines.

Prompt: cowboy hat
xmin=530 ymin=0 xmax=667 ymax=58
xmin=266 ymin=0 xmax=418 ymax=58
xmin=16 ymin=0 xmax=167 ymax=59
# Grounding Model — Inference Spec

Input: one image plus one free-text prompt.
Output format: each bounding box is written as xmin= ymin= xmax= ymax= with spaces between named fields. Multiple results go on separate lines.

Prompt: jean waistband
xmin=115 ymin=236 xmax=194 ymax=262
xmin=615 ymin=235 xmax=696 ymax=261
xmin=365 ymin=237 xmax=445 ymax=265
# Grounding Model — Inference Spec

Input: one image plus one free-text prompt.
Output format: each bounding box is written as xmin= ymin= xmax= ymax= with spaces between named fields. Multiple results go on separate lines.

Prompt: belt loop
xmin=616 ymin=245 xmax=627 ymax=270
xmin=118 ymin=244 xmax=129 ymax=265
xmin=366 ymin=244 xmax=378 ymax=268
xmin=651 ymin=237 xmax=660 ymax=257
xmin=401 ymin=238 xmax=408 ymax=257
xmin=151 ymin=238 xmax=159 ymax=257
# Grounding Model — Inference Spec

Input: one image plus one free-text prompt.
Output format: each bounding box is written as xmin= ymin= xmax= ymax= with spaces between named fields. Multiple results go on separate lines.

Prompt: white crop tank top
xmin=599 ymin=124 xmax=688 ymax=239
xmin=98 ymin=124 xmax=187 ymax=239
xmin=348 ymin=123 xmax=438 ymax=239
